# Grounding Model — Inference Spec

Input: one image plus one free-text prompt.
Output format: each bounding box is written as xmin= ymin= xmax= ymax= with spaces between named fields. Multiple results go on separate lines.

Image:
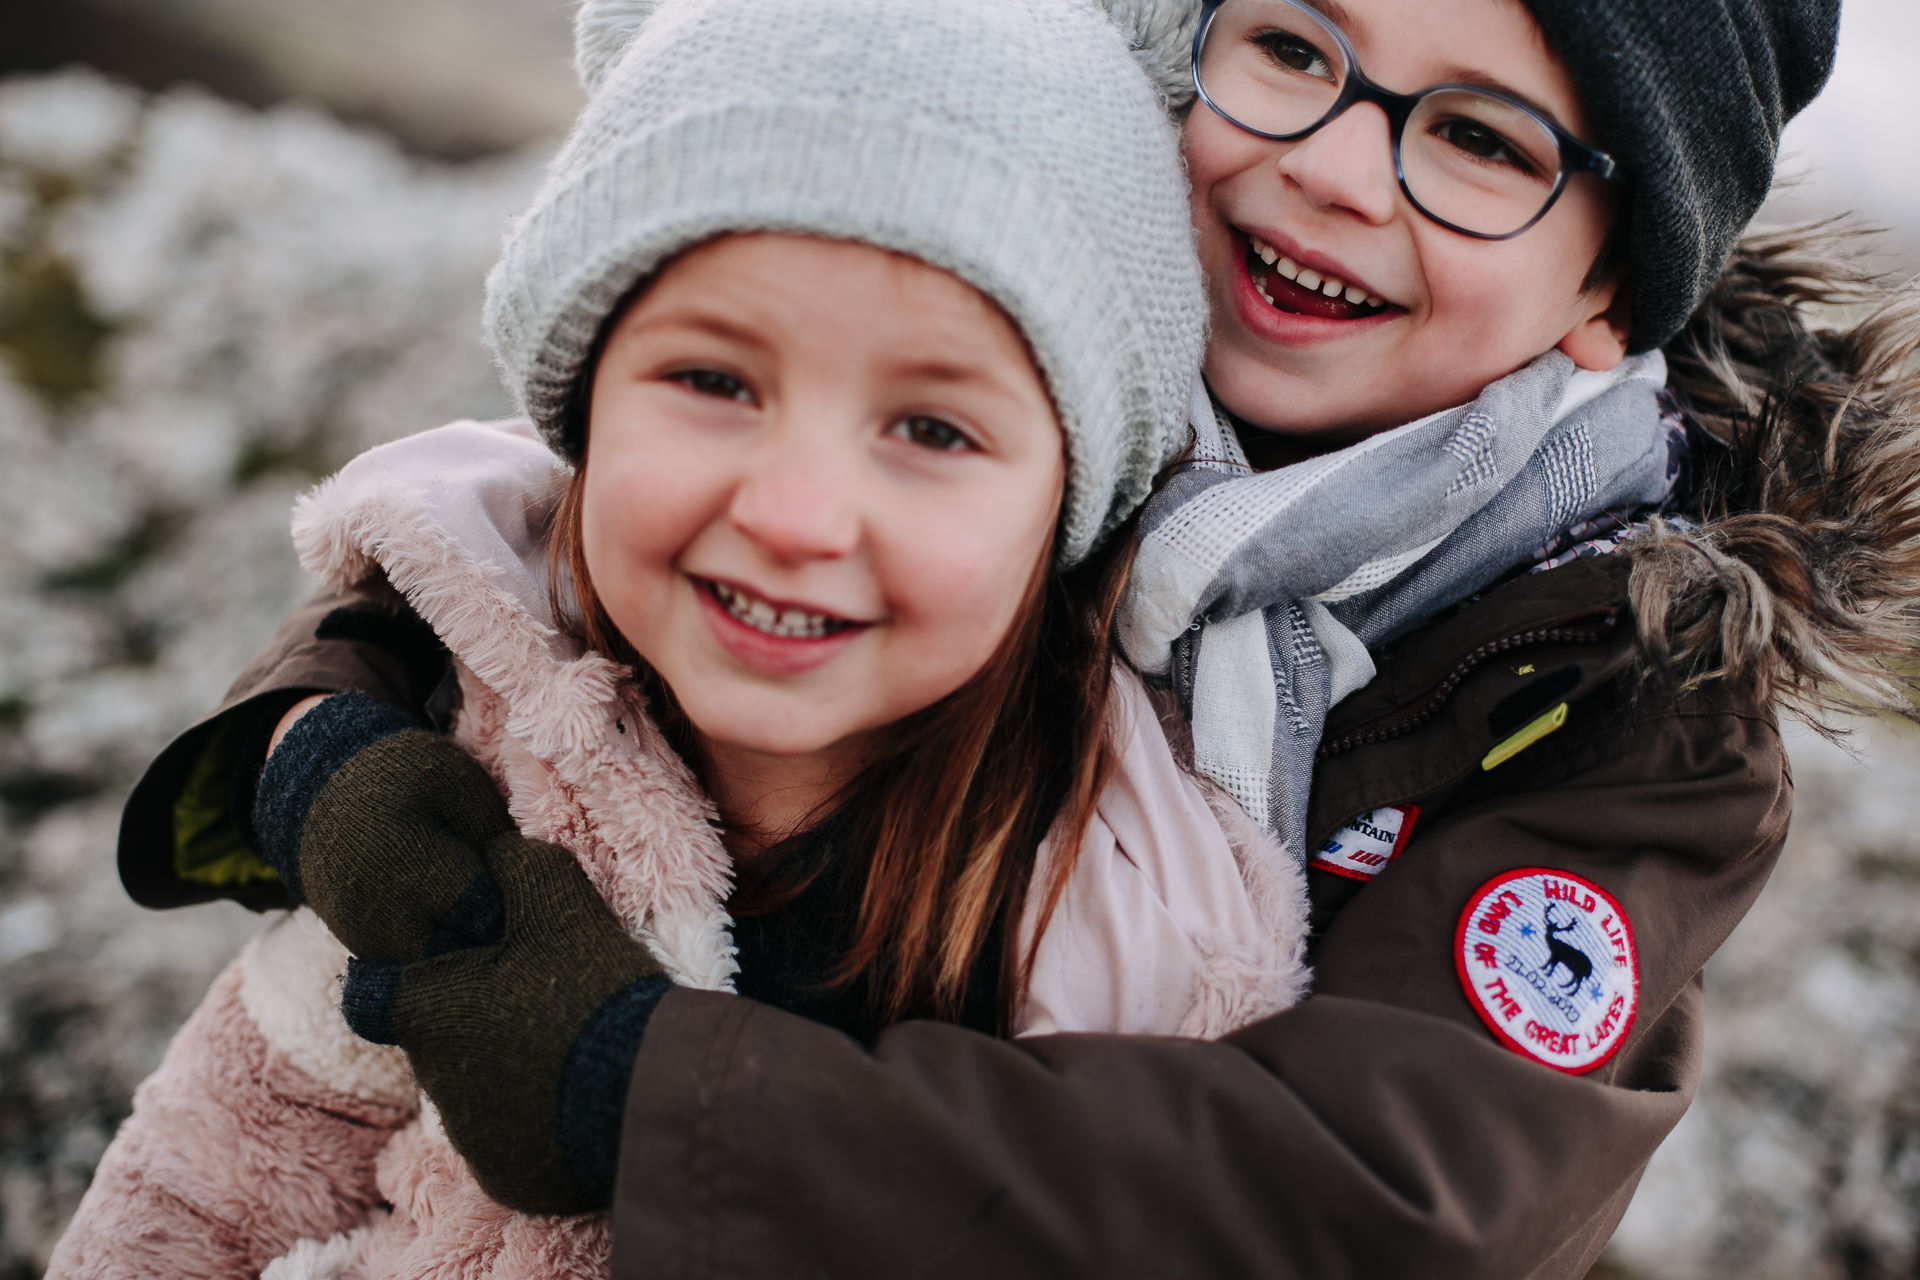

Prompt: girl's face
xmin=582 ymin=234 xmax=1065 ymax=805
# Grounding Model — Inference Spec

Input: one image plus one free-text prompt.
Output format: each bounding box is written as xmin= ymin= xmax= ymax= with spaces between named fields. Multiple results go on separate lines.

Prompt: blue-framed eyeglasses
xmin=1191 ymin=0 xmax=1621 ymax=240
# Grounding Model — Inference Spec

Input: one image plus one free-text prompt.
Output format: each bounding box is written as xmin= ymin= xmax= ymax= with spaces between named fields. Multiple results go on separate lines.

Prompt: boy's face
xmin=1185 ymin=0 xmax=1629 ymax=447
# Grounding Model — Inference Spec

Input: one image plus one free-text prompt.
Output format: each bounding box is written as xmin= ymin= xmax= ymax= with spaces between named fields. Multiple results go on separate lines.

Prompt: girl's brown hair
xmin=548 ymin=358 xmax=1133 ymax=1033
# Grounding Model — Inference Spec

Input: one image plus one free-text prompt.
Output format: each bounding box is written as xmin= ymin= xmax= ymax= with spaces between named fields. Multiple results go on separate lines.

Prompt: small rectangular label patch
xmin=1312 ymin=805 xmax=1420 ymax=882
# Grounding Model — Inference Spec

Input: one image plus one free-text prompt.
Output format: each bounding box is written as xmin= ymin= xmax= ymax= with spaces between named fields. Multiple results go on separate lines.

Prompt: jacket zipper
xmin=1314 ymin=609 xmax=1620 ymax=762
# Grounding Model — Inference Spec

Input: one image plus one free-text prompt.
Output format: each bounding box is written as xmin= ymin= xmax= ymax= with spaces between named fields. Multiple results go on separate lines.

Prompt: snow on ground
xmin=0 ymin=71 xmax=538 ymax=1277
xmin=0 ymin=67 xmax=1917 ymax=1280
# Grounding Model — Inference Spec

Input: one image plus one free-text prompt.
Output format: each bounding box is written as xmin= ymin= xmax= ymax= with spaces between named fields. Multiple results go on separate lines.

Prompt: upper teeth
xmin=711 ymin=581 xmax=840 ymax=639
xmin=1250 ymin=236 xmax=1385 ymax=309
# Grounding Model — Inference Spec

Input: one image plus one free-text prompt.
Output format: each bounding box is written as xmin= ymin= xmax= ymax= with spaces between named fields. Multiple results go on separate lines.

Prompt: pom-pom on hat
xmin=485 ymin=0 xmax=1208 ymax=567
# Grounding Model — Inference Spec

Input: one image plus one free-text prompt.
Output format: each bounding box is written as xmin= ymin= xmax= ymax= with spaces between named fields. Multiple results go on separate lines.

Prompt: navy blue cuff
xmin=251 ymin=691 xmax=422 ymax=901
xmin=227 ymin=691 xmax=314 ymax=857
xmin=556 ymin=972 xmax=673 ymax=1207
xmin=340 ymin=956 xmax=405 ymax=1045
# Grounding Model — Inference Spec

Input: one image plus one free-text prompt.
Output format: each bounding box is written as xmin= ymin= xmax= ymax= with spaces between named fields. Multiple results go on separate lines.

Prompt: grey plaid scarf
xmin=1118 ymin=350 xmax=1674 ymax=854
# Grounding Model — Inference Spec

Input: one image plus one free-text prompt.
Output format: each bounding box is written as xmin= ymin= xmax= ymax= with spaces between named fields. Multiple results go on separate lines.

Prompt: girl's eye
xmin=1252 ymin=31 xmax=1335 ymax=82
xmin=667 ymin=368 xmax=755 ymax=404
xmin=889 ymin=415 xmax=975 ymax=453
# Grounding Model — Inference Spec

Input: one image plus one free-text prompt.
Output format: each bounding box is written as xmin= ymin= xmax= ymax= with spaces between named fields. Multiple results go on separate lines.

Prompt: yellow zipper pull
xmin=1481 ymin=702 xmax=1569 ymax=771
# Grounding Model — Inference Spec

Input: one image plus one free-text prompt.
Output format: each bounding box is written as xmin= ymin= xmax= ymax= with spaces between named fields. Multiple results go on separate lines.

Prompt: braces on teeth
xmin=711 ymin=581 xmax=847 ymax=639
xmin=1248 ymin=235 xmax=1386 ymax=311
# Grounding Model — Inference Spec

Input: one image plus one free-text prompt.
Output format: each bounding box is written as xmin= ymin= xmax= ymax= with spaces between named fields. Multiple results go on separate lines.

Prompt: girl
xmin=49 ymin=0 xmax=1311 ymax=1276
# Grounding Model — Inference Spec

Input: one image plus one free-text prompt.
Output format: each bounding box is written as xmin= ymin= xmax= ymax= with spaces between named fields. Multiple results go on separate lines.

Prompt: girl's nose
xmin=726 ymin=430 xmax=862 ymax=563
xmin=1273 ymin=102 xmax=1399 ymax=226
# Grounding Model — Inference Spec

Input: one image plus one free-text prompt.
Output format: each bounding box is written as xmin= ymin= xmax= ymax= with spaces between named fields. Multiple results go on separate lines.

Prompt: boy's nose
xmin=726 ymin=430 xmax=862 ymax=563
xmin=1272 ymin=102 xmax=1399 ymax=226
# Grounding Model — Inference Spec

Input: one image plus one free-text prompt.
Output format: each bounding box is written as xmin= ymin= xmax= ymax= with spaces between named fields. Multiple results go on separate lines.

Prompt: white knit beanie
xmin=484 ymin=0 xmax=1207 ymax=566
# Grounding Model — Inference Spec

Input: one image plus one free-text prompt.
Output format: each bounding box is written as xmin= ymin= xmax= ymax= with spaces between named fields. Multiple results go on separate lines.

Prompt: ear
xmin=574 ymin=0 xmax=663 ymax=96
xmin=1086 ymin=0 xmax=1202 ymax=109
xmin=1556 ymin=273 xmax=1633 ymax=371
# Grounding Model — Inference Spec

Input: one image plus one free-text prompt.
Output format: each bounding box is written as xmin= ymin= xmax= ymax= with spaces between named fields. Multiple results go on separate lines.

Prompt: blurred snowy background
xmin=0 ymin=1 xmax=1916 ymax=1277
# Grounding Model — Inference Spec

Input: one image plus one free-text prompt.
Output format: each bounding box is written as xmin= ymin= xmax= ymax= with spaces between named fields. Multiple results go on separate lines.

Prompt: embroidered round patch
xmin=1453 ymin=868 xmax=1638 ymax=1074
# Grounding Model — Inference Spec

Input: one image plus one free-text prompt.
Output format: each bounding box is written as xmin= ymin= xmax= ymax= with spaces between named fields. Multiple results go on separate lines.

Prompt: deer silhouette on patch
xmin=1540 ymin=902 xmax=1595 ymax=994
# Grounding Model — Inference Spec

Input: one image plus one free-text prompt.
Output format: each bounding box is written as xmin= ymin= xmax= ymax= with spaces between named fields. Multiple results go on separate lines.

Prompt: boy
xmin=114 ymin=0 xmax=1920 ymax=1275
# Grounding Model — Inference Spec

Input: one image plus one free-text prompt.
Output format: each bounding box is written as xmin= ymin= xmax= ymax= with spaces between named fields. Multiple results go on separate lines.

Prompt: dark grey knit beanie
xmin=1523 ymin=0 xmax=1841 ymax=351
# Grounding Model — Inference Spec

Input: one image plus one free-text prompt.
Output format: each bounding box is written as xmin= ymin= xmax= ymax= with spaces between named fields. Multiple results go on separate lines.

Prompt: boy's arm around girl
xmin=101 ymin=236 xmax=1920 ymax=1278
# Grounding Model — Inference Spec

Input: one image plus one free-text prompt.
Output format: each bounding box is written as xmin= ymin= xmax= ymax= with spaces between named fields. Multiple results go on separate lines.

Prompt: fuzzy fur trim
xmin=46 ymin=964 xmax=411 ymax=1280
xmin=1180 ymin=780 xmax=1313 ymax=1037
xmin=239 ymin=911 xmax=416 ymax=1109
xmin=259 ymin=1224 xmax=377 ymax=1280
xmin=1634 ymin=223 xmax=1920 ymax=732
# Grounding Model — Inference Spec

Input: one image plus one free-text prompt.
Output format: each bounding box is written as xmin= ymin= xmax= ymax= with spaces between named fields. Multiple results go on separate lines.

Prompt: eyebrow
xmin=1293 ymin=0 xmax=1578 ymax=137
xmin=1295 ymin=0 xmax=1357 ymax=31
xmin=1430 ymin=67 xmax=1576 ymax=134
xmin=887 ymin=357 xmax=1005 ymax=388
xmin=618 ymin=308 xmax=771 ymax=352
xmin=885 ymin=356 xmax=1043 ymax=437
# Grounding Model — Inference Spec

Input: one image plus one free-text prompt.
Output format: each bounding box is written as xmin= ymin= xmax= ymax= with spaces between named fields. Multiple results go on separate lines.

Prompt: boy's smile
xmin=1185 ymin=0 xmax=1630 ymax=450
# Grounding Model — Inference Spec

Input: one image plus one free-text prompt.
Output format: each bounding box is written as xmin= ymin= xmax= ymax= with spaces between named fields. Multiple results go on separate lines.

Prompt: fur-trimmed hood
xmin=1627 ymin=225 xmax=1920 ymax=732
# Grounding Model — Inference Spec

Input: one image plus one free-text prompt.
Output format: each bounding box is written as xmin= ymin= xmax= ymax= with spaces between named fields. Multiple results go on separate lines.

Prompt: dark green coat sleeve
xmin=611 ymin=693 xmax=1789 ymax=1280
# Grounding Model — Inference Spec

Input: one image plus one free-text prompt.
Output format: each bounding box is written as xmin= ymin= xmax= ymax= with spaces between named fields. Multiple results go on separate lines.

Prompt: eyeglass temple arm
xmin=1562 ymin=136 xmax=1619 ymax=183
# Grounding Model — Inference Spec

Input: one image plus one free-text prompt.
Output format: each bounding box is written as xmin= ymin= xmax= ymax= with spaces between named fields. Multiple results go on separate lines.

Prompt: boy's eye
xmin=1251 ymin=31 xmax=1336 ymax=82
xmin=1431 ymin=117 xmax=1538 ymax=176
xmin=667 ymin=368 xmax=756 ymax=403
xmin=888 ymin=415 xmax=975 ymax=453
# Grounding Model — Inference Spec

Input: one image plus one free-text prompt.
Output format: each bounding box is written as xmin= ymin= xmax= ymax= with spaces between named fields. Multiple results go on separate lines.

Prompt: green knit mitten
xmin=341 ymin=832 xmax=669 ymax=1215
xmin=254 ymin=692 xmax=669 ymax=1213
xmin=252 ymin=692 xmax=511 ymax=963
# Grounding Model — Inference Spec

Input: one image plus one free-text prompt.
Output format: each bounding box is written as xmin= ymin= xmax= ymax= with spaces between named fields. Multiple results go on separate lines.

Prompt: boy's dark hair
xmin=1525 ymin=0 xmax=1840 ymax=352
xmin=1583 ymin=220 xmax=1629 ymax=296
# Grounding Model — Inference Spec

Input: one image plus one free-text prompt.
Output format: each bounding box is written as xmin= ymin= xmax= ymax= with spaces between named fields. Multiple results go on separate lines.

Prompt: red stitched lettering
xmin=1477 ymin=890 xmax=1524 ymax=935
xmin=1585 ymin=994 xmax=1627 ymax=1049
xmin=1543 ymin=879 xmax=1597 ymax=913
xmin=1600 ymin=914 xmax=1629 ymax=964
xmin=1525 ymin=1020 xmax=1579 ymax=1055
xmin=1482 ymin=978 xmax=1523 ymax=1021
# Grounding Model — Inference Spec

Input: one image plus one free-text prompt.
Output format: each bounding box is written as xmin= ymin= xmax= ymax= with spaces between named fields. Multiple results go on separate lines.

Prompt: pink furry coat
xmin=49 ymin=420 xmax=1311 ymax=1280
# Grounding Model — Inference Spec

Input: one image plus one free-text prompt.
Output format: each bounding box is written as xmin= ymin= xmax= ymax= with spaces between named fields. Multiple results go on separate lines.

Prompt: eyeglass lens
xmin=1197 ymin=0 xmax=1567 ymax=237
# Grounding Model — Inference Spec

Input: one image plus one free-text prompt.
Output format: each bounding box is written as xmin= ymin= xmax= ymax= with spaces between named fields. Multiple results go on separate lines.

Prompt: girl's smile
xmin=692 ymin=575 xmax=871 ymax=677
xmin=579 ymin=233 xmax=1066 ymax=830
